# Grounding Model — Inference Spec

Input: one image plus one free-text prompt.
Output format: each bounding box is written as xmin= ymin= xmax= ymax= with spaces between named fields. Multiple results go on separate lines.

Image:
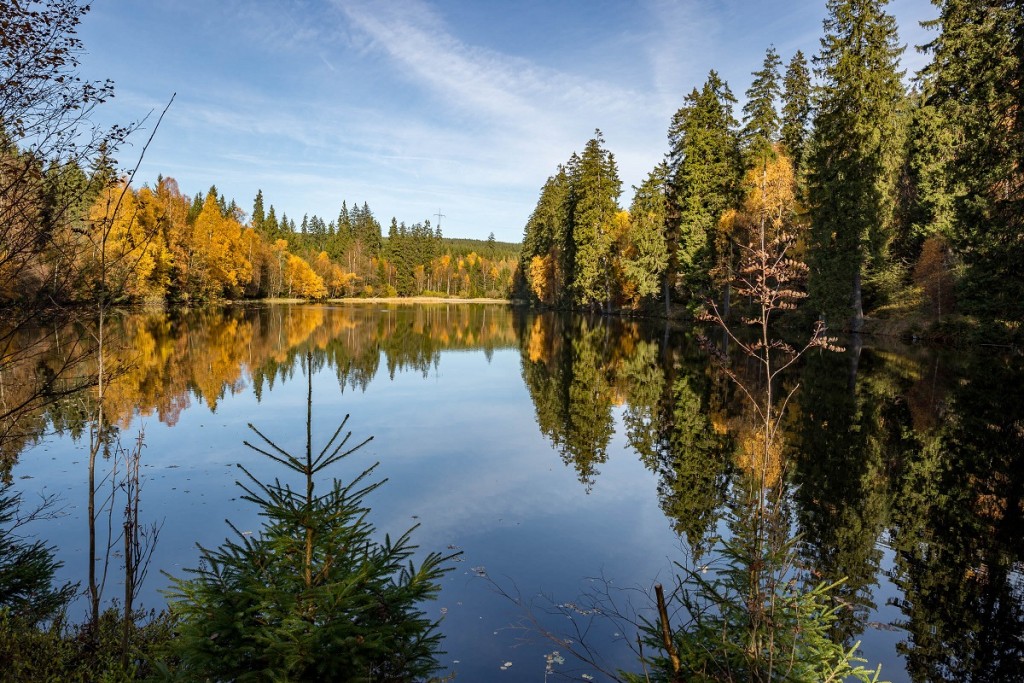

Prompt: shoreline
xmin=253 ymin=296 xmax=512 ymax=305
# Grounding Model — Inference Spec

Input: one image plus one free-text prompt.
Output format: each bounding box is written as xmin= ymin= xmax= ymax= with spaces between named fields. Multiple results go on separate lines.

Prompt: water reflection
xmin=2 ymin=304 xmax=1022 ymax=681
xmin=0 ymin=304 xmax=518 ymax=477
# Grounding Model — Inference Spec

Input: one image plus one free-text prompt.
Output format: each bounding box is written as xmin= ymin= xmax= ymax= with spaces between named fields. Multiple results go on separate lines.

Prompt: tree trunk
xmin=850 ymin=268 xmax=864 ymax=333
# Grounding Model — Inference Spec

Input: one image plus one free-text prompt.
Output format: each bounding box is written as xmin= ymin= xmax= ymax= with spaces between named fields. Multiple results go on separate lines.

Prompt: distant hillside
xmin=441 ymin=237 xmax=520 ymax=259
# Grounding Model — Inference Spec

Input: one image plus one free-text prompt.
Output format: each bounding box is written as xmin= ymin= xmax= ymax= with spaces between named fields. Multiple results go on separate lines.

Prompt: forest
xmin=2 ymin=0 xmax=1022 ymax=679
xmin=515 ymin=0 xmax=1022 ymax=341
xmin=1 ymin=11 xmax=517 ymax=308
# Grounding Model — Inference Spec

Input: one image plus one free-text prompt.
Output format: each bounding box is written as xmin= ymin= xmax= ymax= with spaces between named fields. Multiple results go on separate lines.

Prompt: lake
xmin=4 ymin=303 xmax=1022 ymax=681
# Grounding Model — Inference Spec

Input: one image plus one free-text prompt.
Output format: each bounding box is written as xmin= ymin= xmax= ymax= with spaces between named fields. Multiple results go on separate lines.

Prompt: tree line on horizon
xmin=516 ymin=0 xmax=1022 ymax=335
xmin=0 ymin=152 xmax=520 ymax=305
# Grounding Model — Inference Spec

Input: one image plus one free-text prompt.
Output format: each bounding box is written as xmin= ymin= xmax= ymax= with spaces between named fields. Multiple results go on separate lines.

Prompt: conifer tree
xmin=622 ymin=163 xmax=670 ymax=304
xmin=921 ymin=0 xmax=1024 ymax=318
xmin=666 ymin=71 xmax=742 ymax=309
xmin=807 ymin=0 xmax=906 ymax=331
xmin=165 ymin=353 xmax=457 ymax=680
xmin=0 ymin=485 xmax=76 ymax=625
xmin=251 ymin=189 xmax=265 ymax=233
xmin=518 ymin=167 xmax=570 ymax=306
xmin=338 ymin=200 xmax=351 ymax=235
xmin=742 ymin=46 xmax=783 ymax=167
xmin=568 ymin=130 xmax=621 ymax=310
xmin=781 ymin=51 xmax=812 ymax=172
xmin=265 ymin=205 xmax=279 ymax=238
xmin=894 ymin=93 xmax=954 ymax=259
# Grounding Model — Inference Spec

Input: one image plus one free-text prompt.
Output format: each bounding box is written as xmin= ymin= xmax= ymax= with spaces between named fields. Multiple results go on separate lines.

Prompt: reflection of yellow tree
xmin=2 ymin=305 xmax=520 ymax=466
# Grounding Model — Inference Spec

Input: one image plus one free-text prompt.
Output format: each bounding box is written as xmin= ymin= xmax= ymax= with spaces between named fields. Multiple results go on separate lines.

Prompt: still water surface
xmin=6 ymin=303 xmax=1023 ymax=681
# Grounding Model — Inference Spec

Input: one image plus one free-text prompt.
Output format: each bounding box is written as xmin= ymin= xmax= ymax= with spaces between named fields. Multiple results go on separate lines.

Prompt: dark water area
xmin=3 ymin=303 xmax=1022 ymax=681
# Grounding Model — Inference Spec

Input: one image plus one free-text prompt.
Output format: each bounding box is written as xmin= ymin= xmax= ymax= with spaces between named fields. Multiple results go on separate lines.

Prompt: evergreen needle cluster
xmin=163 ymin=356 xmax=459 ymax=681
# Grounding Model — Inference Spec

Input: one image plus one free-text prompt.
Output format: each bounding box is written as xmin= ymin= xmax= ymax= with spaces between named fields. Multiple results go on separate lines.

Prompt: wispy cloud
xmin=335 ymin=0 xmax=650 ymax=137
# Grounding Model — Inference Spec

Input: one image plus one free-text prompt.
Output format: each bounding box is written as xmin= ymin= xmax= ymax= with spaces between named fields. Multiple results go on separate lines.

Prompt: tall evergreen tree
xmin=518 ymin=167 xmax=570 ymax=305
xmin=742 ymin=46 xmax=783 ymax=166
xmin=265 ymin=205 xmax=279 ymax=238
xmin=337 ymin=200 xmax=351 ymax=235
xmin=251 ymin=189 xmax=265 ymax=233
xmin=568 ymin=130 xmax=622 ymax=310
xmin=894 ymin=92 xmax=955 ymax=258
xmin=807 ymin=0 xmax=906 ymax=331
xmin=623 ymin=162 xmax=670 ymax=304
xmin=921 ymin=0 xmax=1024 ymax=318
xmin=781 ymin=50 xmax=812 ymax=171
xmin=666 ymin=71 xmax=742 ymax=309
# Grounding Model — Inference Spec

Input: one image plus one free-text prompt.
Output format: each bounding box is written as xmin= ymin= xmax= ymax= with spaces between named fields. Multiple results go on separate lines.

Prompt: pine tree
xmin=781 ymin=51 xmax=812 ymax=171
xmin=666 ymin=71 xmax=742 ymax=309
xmin=807 ymin=0 xmax=906 ymax=331
xmin=921 ymin=0 xmax=1024 ymax=318
xmin=742 ymin=46 xmax=783 ymax=167
xmin=165 ymin=354 xmax=457 ymax=680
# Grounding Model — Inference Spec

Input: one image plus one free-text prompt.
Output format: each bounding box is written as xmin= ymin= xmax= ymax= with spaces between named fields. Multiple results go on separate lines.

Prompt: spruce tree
xmin=741 ymin=46 xmax=783 ymax=167
xmin=518 ymin=167 xmax=570 ymax=305
xmin=666 ymin=71 xmax=742 ymax=309
xmin=338 ymin=200 xmax=352 ymax=235
xmin=780 ymin=50 xmax=812 ymax=171
xmin=894 ymin=92 xmax=955 ymax=256
xmin=623 ymin=163 xmax=670 ymax=303
xmin=921 ymin=0 xmax=1024 ymax=318
xmin=265 ymin=205 xmax=280 ymax=238
xmin=165 ymin=353 xmax=457 ymax=681
xmin=0 ymin=485 xmax=76 ymax=625
xmin=807 ymin=0 xmax=906 ymax=331
xmin=569 ymin=130 xmax=621 ymax=310
xmin=251 ymin=189 xmax=265 ymax=233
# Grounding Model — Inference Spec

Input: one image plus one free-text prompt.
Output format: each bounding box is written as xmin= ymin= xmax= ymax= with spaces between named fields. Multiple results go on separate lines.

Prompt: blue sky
xmin=78 ymin=0 xmax=936 ymax=243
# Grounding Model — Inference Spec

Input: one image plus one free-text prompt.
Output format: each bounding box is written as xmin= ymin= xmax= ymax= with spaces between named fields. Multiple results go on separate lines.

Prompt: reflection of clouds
xmin=11 ymin=311 xmax=682 ymax=630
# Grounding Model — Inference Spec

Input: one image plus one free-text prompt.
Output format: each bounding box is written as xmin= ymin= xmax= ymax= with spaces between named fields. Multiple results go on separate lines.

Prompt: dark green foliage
xmin=622 ymin=163 xmax=670 ymax=301
xmin=251 ymin=189 xmax=266 ymax=233
xmin=623 ymin=502 xmax=884 ymax=682
xmin=887 ymin=352 xmax=1024 ymax=681
xmin=921 ymin=0 xmax=1024 ymax=319
xmin=742 ymin=46 xmax=783 ymax=166
xmin=893 ymin=93 xmax=955 ymax=261
xmin=807 ymin=0 xmax=907 ymax=330
xmin=164 ymin=359 xmax=456 ymax=681
xmin=1 ymin=483 xmax=172 ymax=680
xmin=666 ymin=71 xmax=742 ymax=308
xmin=781 ymin=50 xmax=812 ymax=171
xmin=568 ymin=130 xmax=622 ymax=309
xmin=517 ymin=167 xmax=570 ymax=304
xmin=444 ymin=236 xmax=518 ymax=260
xmin=0 ymin=485 xmax=76 ymax=626
xmin=0 ymin=607 xmax=175 ymax=682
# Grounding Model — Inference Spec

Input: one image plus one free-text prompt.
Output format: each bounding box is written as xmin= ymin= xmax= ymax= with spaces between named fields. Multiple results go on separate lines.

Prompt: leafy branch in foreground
xmin=164 ymin=352 xmax=459 ymax=681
